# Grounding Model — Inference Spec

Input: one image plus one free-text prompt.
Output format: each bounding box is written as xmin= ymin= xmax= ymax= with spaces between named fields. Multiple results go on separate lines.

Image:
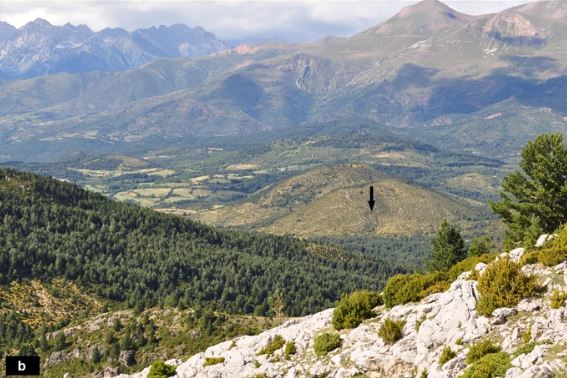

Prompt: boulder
xmin=535 ymin=234 xmax=557 ymax=248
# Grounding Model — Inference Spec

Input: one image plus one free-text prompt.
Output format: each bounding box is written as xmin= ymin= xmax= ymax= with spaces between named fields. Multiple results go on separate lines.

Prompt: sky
xmin=0 ymin=0 xmax=537 ymax=45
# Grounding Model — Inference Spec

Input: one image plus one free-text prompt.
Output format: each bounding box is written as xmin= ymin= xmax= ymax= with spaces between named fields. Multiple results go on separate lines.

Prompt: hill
xmin=122 ymin=231 xmax=567 ymax=377
xmin=194 ymin=164 xmax=489 ymax=237
xmin=0 ymin=168 xmax=410 ymax=375
xmin=0 ymin=168 xmax=399 ymax=316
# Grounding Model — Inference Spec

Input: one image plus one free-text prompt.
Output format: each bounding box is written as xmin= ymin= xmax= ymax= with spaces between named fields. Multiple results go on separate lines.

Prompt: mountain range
xmin=0 ymin=19 xmax=227 ymax=79
xmin=2 ymin=0 xmax=567 ymax=162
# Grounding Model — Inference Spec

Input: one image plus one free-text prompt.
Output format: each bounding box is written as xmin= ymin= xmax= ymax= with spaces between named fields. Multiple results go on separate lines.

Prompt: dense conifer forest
xmin=0 ymin=168 xmax=400 ymax=317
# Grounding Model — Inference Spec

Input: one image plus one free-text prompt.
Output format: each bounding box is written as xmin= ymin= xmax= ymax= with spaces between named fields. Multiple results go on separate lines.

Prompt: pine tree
xmin=491 ymin=133 xmax=567 ymax=246
xmin=268 ymin=288 xmax=286 ymax=318
xmin=429 ymin=220 xmax=465 ymax=271
xmin=467 ymin=236 xmax=493 ymax=257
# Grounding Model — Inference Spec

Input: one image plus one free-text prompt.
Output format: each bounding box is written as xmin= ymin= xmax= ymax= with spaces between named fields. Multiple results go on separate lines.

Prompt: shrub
xmin=284 ymin=341 xmax=296 ymax=360
xmin=258 ymin=335 xmax=285 ymax=355
xmin=446 ymin=254 xmax=497 ymax=281
xmin=383 ymin=272 xmax=448 ymax=308
xmin=439 ymin=346 xmax=456 ymax=365
xmin=476 ymin=258 xmax=538 ymax=316
xmin=382 ymin=254 xmax=497 ymax=308
xmin=550 ymin=290 xmax=567 ymax=309
xmin=466 ymin=339 xmax=501 ymax=364
xmin=378 ymin=318 xmax=405 ymax=344
xmin=455 ymin=337 xmax=463 ymax=346
xmin=203 ymin=357 xmax=225 ymax=367
xmin=314 ymin=333 xmax=341 ymax=356
xmin=513 ymin=342 xmax=535 ymax=357
xmin=332 ymin=290 xmax=382 ymax=330
xmin=468 ymin=237 xmax=493 ymax=257
xmin=522 ymin=326 xmax=532 ymax=344
xmin=461 ymin=352 xmax=511 ymax=378
xmin=520 ymin=249 xmax=540 ymax=266
xmin=148 ymin=360 xmax=177 ymax=377
xmin=538 ymin=248 xmax=567 ymax=267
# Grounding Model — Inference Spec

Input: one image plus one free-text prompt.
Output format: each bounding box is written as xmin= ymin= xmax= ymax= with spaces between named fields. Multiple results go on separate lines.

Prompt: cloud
xmin=0 ymin=0 xmax=536 ymax=44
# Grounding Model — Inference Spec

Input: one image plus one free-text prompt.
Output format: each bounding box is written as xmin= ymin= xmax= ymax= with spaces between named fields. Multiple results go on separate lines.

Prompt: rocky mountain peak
xmin=362 ymin=0 xmax=474 ymax=36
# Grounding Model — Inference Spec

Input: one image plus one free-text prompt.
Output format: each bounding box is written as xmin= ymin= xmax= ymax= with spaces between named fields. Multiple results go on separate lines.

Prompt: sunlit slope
xmin=196 ymin=164 xmax=478 ymax=237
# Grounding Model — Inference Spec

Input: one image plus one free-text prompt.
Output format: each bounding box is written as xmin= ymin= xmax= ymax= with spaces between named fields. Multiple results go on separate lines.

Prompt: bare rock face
xmin=123 ymin=241 xmax=567 ymax=377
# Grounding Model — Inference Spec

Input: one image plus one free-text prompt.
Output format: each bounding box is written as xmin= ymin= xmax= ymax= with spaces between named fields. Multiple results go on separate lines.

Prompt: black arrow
xmin=368 ymin=186 xmax=375 ymax=212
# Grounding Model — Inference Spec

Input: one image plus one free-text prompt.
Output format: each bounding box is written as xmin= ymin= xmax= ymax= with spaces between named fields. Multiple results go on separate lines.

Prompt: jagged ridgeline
xmin=0 ymin=169 xmax=399 ymax=316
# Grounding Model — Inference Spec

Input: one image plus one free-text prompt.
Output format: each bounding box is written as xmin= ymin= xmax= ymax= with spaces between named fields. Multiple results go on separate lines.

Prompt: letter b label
xmin=5 ymin=356 xmax=40 ymax=376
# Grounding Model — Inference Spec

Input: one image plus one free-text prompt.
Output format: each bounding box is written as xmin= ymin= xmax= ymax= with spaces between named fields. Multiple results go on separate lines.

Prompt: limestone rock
xmin=535 ymin=234 xmax=557 ymax=248
xmin=120 ymin=246 xmax=567 ymax=378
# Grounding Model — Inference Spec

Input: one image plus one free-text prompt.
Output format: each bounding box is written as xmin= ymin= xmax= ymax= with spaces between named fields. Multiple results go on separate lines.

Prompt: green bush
xmin=383 ymin=272 xmax=448 ymax=308
xmin=382 ymin=254 xmax=497 ymax=308
xmin=203 ymin=357 xmax=225 ymax=367
xmin=550 ymin=290 xmax=567 ymax=309
xmin=314 ymin=333 xmax=341 ymax=356
xmin=284 ymin=341 xmax=296 ymax=360
xmin=519 ymin=249 xmax=540 ymax=266
xmin=148 ymin=360 xmax=177 ymax=377
xmin=439 ymin=346 xmax=456 ymax=365
xmin=513 ymin=342 xmax=535 ymax=357
xmin=378 ymin=318 xmax=405 ymax=345
xmin=466 ymin=340 xmax=501 ymax=364
xmin=258 ymin=335 xmax=285 ymax=355
xmin=446 ymin=254 xmax=497 ymax=281
xmin=537 ymin=226 xmax=567 ymax=266
xmin=332 ymin=290 xmax=382 ymax=330
xmin=476 ymin=258 xmax=538 ymax=316
xmin=538 ymin=248 xmax=567 ymax=267
xmin=461 ymin=352 xmax=511 ymax=378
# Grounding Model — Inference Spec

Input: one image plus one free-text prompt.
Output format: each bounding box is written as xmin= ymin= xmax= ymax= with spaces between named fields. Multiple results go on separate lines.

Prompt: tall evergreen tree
xmin=429 ymin=220 xmax=465 ymax=271
xmin=491 ymin=133 xmax=567 ymax=247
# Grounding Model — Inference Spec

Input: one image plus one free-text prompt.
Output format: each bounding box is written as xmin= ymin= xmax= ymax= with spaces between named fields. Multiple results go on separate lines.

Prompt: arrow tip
xmin=368 ymin=200 xmax=375 ymax=211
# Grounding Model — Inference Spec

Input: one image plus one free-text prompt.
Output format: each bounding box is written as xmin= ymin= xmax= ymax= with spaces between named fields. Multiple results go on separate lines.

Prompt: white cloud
xmin=0 ymin=0 xmax=536 ymax=44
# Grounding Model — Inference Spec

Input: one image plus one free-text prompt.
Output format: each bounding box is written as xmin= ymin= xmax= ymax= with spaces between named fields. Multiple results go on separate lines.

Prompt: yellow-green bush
xmin=519 ymin=249 xmax=540 ymax=266
xmin=332 ymin=290 xmax=382 ymax=330
xmin=203 ymin=356 xmax=225 ymax=367
xmin=382 ymin=254 xmax=496 ymax=308
xmin=439 ymin=346 xmax=456 ymax=365
xmin=461 ymin=352 xmax=511 ymax=378
xmin=446 ymin=253 xmax=497 ymax=281
xmin=476 ymin=258 xmax=538 ymax=316
xmin=378 ymin=318 xmax=405 ymax=344
xmin=383 ymin=272 xmax=448 ymax=308
xmin=258 ymin=335 xmax=285 ymax=355
xmin=148 ymin=361 xmax=177 ymax=378
xmin=536 ymin=227 xmax=567 ymax=266
xmin=314 ymin=333 xmax=341 ymax=356
xmin=550 ymin=290 xmax=567 ymax=309
xmin=466 ymin=340 xmax=501 ymax=364
xmin=284 ymin=341 xmax=296 ymax=360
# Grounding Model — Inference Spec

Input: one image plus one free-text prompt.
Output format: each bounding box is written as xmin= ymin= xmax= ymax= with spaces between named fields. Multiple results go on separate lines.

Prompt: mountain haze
xmin=2 ymin=1 xmax=567 ymax=161
xmin=0 ymin=19 xmax=227 ymax=79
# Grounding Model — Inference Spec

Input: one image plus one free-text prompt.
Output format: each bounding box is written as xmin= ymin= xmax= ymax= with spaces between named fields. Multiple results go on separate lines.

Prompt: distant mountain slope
xmin=195 ymin=164 xmax=482 ymax=237
xmin=0 ymin=19 xmax=228 ymax=79
xmin=2 ymin=1 xmax=567 ymax=161
xmin=0 ymin=168 xmax=400 ymax=317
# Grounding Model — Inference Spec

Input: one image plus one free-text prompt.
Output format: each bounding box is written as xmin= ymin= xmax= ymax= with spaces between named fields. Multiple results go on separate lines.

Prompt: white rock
xmin=474 ymin=263 xmax=488 ymax=274
xmin=509 ymin=248 xmax=525 ymax=263
xmin=535 ymin=234 xmax=557 ymax=248
xmin=491 ymin=308 xmax=517 ymax=325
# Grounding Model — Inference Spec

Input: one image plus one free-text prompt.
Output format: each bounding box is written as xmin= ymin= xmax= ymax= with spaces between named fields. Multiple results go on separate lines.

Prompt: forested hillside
xmin=0 ymin=168 xmax=399 ymax=317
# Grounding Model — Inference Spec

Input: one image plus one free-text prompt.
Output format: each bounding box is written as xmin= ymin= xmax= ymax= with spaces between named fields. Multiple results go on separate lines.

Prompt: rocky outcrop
xmin=123 ymin=241 xmax=567 ymax=378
